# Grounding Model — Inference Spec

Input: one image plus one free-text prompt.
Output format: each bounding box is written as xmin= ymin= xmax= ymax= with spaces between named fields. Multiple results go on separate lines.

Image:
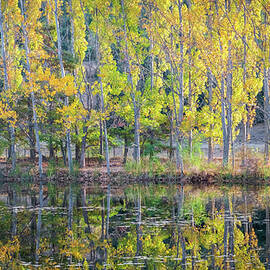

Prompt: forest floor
xmin=0 ymin=124 xmax=269 ymax=186
xmin=0 ymin=155 xmax=269 ymax=187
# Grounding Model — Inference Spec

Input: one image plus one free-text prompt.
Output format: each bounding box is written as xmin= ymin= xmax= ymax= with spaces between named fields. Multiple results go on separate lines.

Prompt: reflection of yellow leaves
xmin=58 ymin=229 xmax=89 ymax=262
xmin=0 ymin=237 xmax=20 ymax=265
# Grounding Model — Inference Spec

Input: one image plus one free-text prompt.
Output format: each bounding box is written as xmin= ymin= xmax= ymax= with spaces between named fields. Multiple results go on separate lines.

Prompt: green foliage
xmin=184 ymin=196 xmax=207 ymax=226
xmin=125 ymin=157 xmax=167 ymax=177
xmin=180 ymin=136 xmax=205 ymax=170
xmin=142 ymin=140 xmax=166 ymax=159
xmin=0 ymin=135 xmax=9 ymax=156
xmin=47 ymin=159 xmax=57 ymax=178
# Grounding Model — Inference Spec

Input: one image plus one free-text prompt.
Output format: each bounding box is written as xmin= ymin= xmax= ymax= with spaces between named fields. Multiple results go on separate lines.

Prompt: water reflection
xmin=0 ymin=182 xmax=269 ymax=269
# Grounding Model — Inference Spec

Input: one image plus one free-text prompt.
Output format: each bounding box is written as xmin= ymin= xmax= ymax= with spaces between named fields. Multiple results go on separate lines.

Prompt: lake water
xmin=0 ymin=181 xmax=269 ymax=269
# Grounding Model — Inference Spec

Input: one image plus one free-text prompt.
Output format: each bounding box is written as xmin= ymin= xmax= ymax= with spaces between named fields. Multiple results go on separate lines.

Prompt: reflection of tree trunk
xmin=180 ymin=229 xmax=186 ymax=270
xmin=31 ymin=195 xmax=37 ymax=256
xmin=191 ymin=209 xmax=195 ymax=270
xmin=63 ymin=188 xmax=68 ymax=208
xmin=9 ymin=190 xmax=17 ymax=238
xmin=177 ymin=185 xmax=184 ymax=217
xmin=105 ymin=185 xmax=111 ymax=239
xmin=175 ymin=185 xmax=185 ymax=269
xmin=211 ymin=198 xmax=215 ymax=269
xmin=136 ymin=193 xmax=143 ymax=256
xmin=243 ymin=191 xmax=248 ymax=235
xmin=101 ymin=198 xmax=105 ymax=241
xmin=170 ymin=201 xmax=176 ymax=248
xmin=223 ymin=196 xmax=229 ymax=270
xmin=35 ymin=182 xmax=43 ymax=263
xmin=223 ymin=195 xmax=235 ymax=270
xmin=81 ymin=188 xmax=91 ymax=233
xmin=229 ymin=196 xmax=235 ymax=270
xmin=266 ymin=203 xmax=270 ymax=269
xmin=68 ymin=185 xmax=73 ymax=231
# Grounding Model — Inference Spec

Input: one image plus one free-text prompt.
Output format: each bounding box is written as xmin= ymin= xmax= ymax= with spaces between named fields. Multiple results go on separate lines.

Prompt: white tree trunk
xmin=176 ymin=0 xmax=184 ymax=175
xmin=0 ymin=0 xmax=16 ymax=170
xmin=264 ymin=67 xmax=270 ymax=163
xmin=20 ymin=0 xmax=43 ymax=177
xmin=54 ymin=0 xmax=73 ymax=174
xmin=121 ymin=0 xmax=140 ymax=163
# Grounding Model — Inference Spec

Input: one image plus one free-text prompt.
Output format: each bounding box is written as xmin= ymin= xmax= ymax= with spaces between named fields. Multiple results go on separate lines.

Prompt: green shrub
xmin=47 ymin=159 xmax=57 ymax=178
xmin=125 ymin=157 xmax=167 ymax=177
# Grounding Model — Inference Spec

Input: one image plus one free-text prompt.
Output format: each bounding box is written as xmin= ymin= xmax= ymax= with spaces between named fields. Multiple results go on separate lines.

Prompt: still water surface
xmin=0 ymin=182 xmax=269 ymax=269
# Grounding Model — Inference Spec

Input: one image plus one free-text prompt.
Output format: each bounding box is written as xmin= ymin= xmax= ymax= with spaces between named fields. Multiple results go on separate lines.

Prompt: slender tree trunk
xmin=54 ymin=0 xmax=73 ymax=174
xmin=227 ymin=40 xmax=233 ymax=167
xmin=170 ymin=58 xmax=181 ymax=171
xmin=20 ymin=0 xmax=43 ymax=177
xmin=28 ymin=99 xmax=36 ymax=161
xmin=75 ymin=127 xmax=80 ymax=163
xmin=95 ymin=26 xmax=110 ymax=175
xmin=221 ymin=72 xmax=229 ymax=166
xmin=149 ymin=5 xmax=154 ymax=92
xmin=99 ymin=81 xmax=110 ymax=175
xmin=49 ymin=135 xmax=54 ymax=160
xmin=176 ymin=1 xmax=185 ymax=175
xmin=123 ymin=135 xmax=128 ymax=164
xmin=169 ymin=112 xmax=174 ymax=160
xmin=121 ymin=0 xmax=140 ymax=163
xmin=188 ymin=17 xmax=192 ymax=157
xmin=99 ymin=119 xmax=103 ymax=156
xmin=264 ymin=66 xmax=270 ymax=164
xmin=60 ymin=140 xmax=67 ymax=166
xmin=0 ymin=2 xmax=16 ymax=170
xmin=242 ymin=6 xmax=247 ymax=167
xmin=208 ymin=69 xmax=213 ymax=162
xmin=231 ymin=128 xmax=235 ymax=169
xmin=80 ymin=126 xmax=88 ymax=168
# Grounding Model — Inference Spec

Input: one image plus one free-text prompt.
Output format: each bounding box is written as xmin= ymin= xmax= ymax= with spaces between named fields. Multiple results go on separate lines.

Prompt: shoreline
xmin=0 ymin=170 xmax=269 ymax=187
